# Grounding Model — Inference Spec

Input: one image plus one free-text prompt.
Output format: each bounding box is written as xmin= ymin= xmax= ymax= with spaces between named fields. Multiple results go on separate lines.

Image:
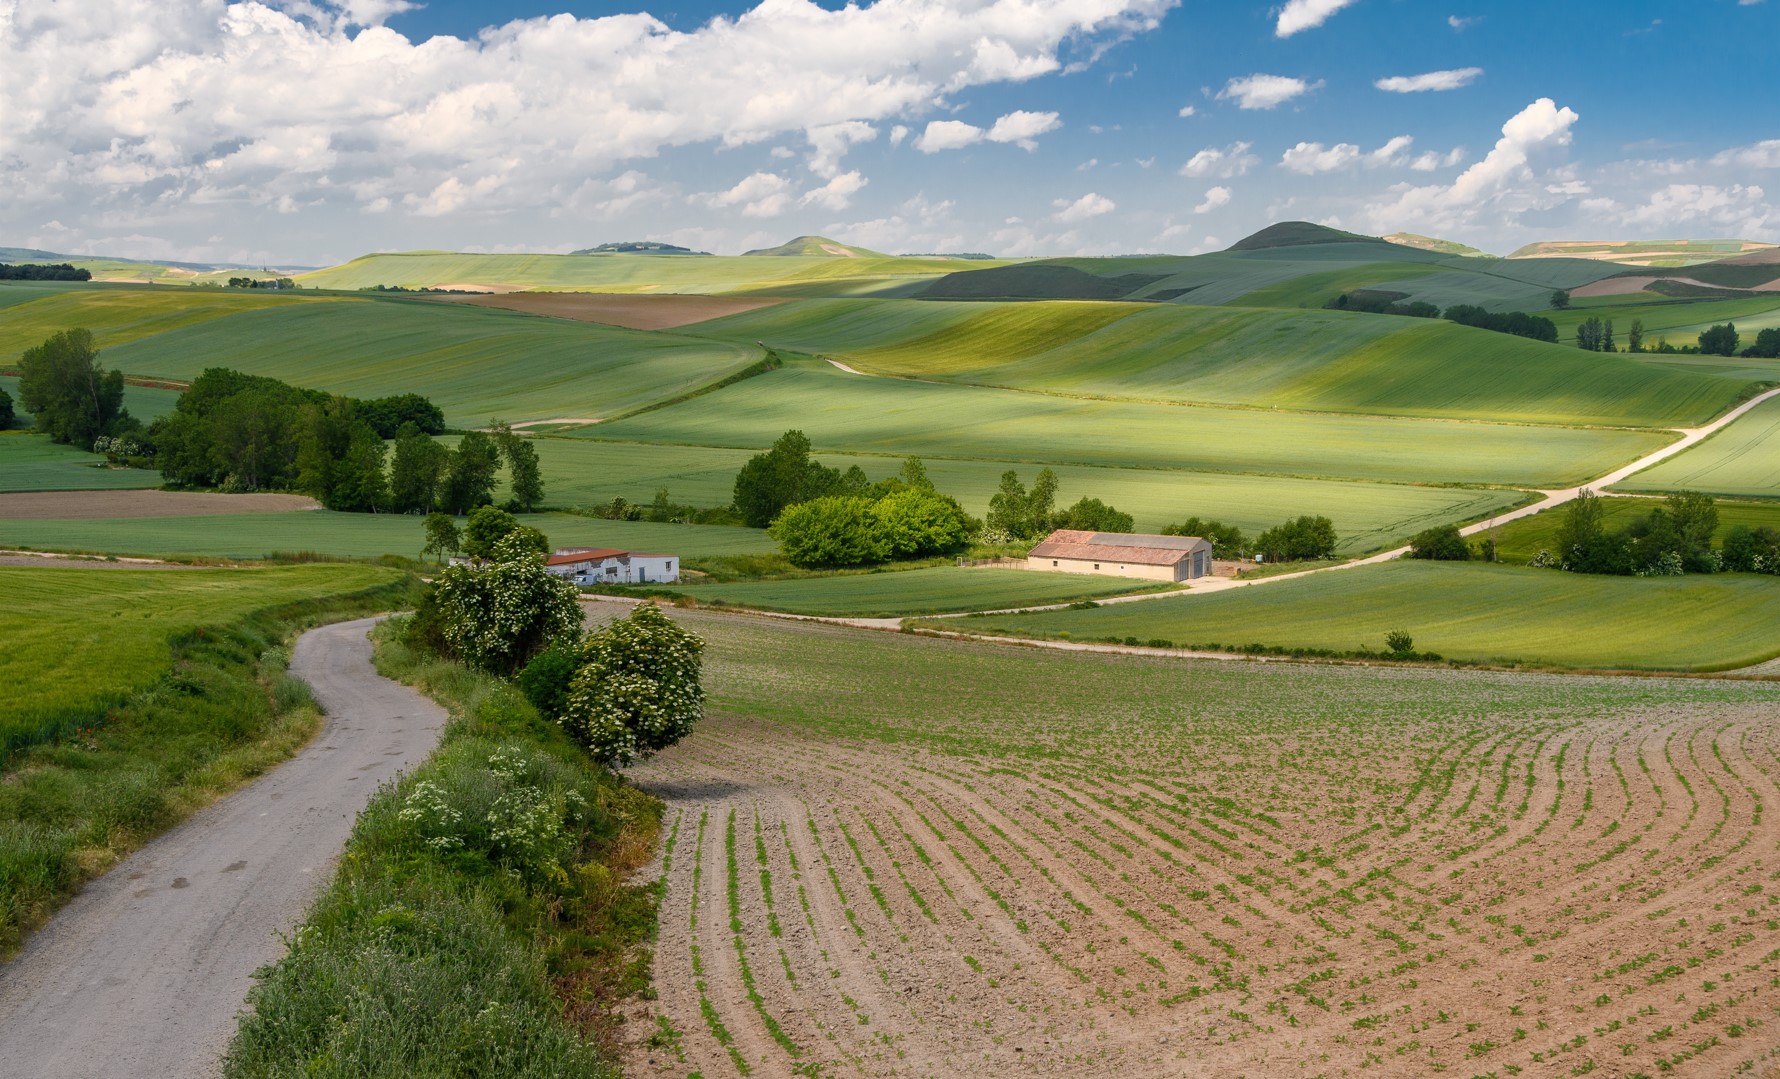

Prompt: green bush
xmin=1255 ymin=515 xmax=1338 ymax=562
xmin=770 ymin=496 xmax=886 ymax=568
xmin=559 ymin=605 xmax=704 ymax=767
xmin=1408 ymin=524 xmax=1470 ymax=561
xmin=516 ymin=644 xmax=581 ymax=721
xmin=430 ymin=534 xmax=582 ymax=674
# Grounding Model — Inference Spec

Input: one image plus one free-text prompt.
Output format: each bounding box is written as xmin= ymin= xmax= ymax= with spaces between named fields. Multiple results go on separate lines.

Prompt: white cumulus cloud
xmin=1281 ymin=135 xmax=1416 ymax=173
xmin=1193 ymin=186 xmax=1231 ymax=214
xmin=694 ymin=172 xmax=795 ymax=217
xmin=1713 ymin=140 xmax=1780 ymax=169
xmin=1375 ymin=67 xmax=1483 ymax=93
xmin=1053 ymin=192 xmax=1115 ymax=221
xmin=1217 ymin=74 xmax=1322 ymax=110
xmin=1275 ymin=0 xmax=1360 ymax=37
xmin=915 ymin=110 xmax=1062 ymax=153
xmin=1179 ymin=141 xmax=1258 ymax=178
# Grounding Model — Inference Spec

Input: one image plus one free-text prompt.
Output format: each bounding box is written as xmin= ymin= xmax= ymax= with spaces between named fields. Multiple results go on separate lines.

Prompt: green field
xmin=294 ymin=250 xmax=981 ymax=295
xmin=0 ymin=284 xmax=346 ymax=357
xmin=1616 ymin=392 xmax=1780 ymax=498
xmin=667 ymin=566 xmax=1168 ymax=616
xmin=1486 ymin=496 xmax=1780 ymax=563
xmin=0 ymin=433 xmax=160 ymax=492
xmin=0 ymin=374 xmax=183 ymax=424
xmin=1550 ymin=295 xmax=1780 ymax=343
xmin=514 ymin=437 xmax=1526 ymax=553
xmin=0 ymin=510 xmax=774 ymax=562
xmin=936 ymin=560 xmax=1780 ymax=670
xmin=101 ymin=298 xmax=759 ymax=426
xmin=0 ymin=563 xmax=397 ymax=751
xmin=583 ymin=359 xmax=1670 ymax=488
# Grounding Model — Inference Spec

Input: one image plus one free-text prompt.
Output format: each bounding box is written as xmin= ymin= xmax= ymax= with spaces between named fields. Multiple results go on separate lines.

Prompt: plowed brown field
xmin=619 ymin=608 xmax=1780 ymax=1078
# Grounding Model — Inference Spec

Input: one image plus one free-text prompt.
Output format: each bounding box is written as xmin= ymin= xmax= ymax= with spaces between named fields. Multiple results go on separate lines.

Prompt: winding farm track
xmin=0 ymin=617 xmax=445 ymax=1078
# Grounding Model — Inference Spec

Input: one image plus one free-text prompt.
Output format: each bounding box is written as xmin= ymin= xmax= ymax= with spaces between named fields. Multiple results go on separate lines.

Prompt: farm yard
xmin=623 ymin=607 xmax=1780 ymax=1078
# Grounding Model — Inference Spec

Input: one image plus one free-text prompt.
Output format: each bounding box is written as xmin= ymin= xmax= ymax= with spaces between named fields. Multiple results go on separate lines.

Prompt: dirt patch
xmin=427 ymin=292 xmax=781 ymax=330
xmin=1571 ymin=276 xmax=1659 ymax=298
xmin=0 ymin=490 xmax=320 ymax=520
xmin=0 ymin=553 xmax=183 ymax=569
xmin=622 ymin=616 xmax=1780 ymax=1077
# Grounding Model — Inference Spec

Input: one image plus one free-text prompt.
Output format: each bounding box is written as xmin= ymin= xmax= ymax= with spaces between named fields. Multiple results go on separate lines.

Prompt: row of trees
xmin=412 ymin=533 xmax=705 ymax=766
xmin=1543 ymin=490 xmax=1763 ymax=576
xmin=0 ymin=263 xmax=91 ymax=281
xmin=985 ymin=468 xmax=1134 ymax=539
xmin=1573 ymin=319 xmax=1777 ymax=358
xmin=1158 ymin=515 xmax=1338 ymax=562
xmin=1326 ymin=292 xmax=1559 ymax=343
xmin=226 ymin=277 xmax=296 ymax=289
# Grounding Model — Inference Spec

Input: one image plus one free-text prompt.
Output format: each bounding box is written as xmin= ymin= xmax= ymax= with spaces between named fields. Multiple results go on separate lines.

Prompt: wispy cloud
xmin=1217 ymin=74 xmax=1322 ymax=110
xmin=1375 ymin=67 xmax=1483 ymax=93
xmin=1275 ymin=0 xmax=1360 ymax=38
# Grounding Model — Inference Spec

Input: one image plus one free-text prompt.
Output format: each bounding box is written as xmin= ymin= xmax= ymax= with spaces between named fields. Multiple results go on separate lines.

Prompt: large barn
xmin=1026 ymin=529 xmax=1213 ymax=582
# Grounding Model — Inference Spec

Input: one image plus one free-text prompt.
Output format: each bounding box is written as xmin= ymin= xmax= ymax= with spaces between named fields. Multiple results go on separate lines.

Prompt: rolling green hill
xmin=1228 ymin=221 xmax=1394 ymax=251
xmin=582 ymin=357 xmax=1667 ymax=488
xmin=0 ymin=284 xmax=351 ymax=356
xmin=740 ymin=235 xmax=888 ymax=258
xmin=689 ymin=298 xmax=1756 ymax=427
xmin=99 ymin=299 xmax=760 ymax=426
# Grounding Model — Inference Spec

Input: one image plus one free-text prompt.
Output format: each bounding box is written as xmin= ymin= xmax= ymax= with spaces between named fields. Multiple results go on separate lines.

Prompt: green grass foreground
xmin=0 ymin=511 xmax=777 ymax=562
xmin=0 ymin=564 xmax=403 ymax=754
xmin=925 ymin=560 xmax=1780 ymax=672
xmin=224 ymin=622 xmax=661 ymax=1079
xmin=0 ymin=565 xmax=415 ymax=956
xmin=657 ymin=565 xmax=1174 ymax=617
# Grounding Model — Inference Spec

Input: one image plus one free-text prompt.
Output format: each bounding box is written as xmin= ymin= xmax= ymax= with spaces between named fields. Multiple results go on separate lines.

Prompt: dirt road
xmin=0 ymin=617 xmax=446 ymax=1078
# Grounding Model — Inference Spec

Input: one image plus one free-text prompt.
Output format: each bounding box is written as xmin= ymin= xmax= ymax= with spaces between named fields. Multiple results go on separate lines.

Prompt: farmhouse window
xmin=1052 ymin=560 xmax=1058 ymax=566
xmin=1093 ymin=563 xmax=1100 ymax=570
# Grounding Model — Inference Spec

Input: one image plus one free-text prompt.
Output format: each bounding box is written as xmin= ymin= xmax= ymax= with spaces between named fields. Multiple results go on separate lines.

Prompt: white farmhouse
xmin=544 ymin=547 xmax=680 ymax=585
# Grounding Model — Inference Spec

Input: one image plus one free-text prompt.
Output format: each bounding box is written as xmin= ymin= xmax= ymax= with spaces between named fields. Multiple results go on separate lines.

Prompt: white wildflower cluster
xmin=434 ymin=533 xmax=582 ymax=672
xmin=559 ymin=605 xmax=705 ymax=766
xmin=92 ymin=435 xmax=146 ymax=458
xmin=398 ymin=779 xmax=465 ymax=851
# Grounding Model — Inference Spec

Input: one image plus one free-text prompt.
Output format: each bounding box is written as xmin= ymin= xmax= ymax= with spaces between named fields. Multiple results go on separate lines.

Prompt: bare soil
xmin=0 ymin=490 xmax=319 ymax=520
xmin=428 ymin=292 xmax=781 ymax=330
xmin=625 ymin=682 xmax=1780 ymax=1078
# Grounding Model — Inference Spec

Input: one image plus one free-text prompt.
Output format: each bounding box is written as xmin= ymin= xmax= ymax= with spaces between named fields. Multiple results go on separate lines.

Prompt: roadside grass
xmin=0 ymin=510 xmax=776 ymax=563
xmin=0 ymin=566 xmax=415 ymax=956
xmin=0 ymin=564 xmax=402 ymax=755
xmin=585 ymin=359 xmax=1670 ymax=489
xmin=224 ymin=621 xmax=662 ymax=1078
xmin=0 ymin=431 xmax=160 ymax=492
xmin=504 ymin=438 xmax=1526 ymax=554
xmin=921 ymin=560 xmax=1780 ymax=671
xmin=101 ymin=296 xmax=760 ymax=427
xmin=1485 ymin=496 xmax=1780 ymax=563
xmin=636 ymin=566 xmax=1174 ymax=617
xmin=1616 ymin=391 xmax=1780 ymax=499
xmin=688 ymin=298 xmax=1748 ymax=426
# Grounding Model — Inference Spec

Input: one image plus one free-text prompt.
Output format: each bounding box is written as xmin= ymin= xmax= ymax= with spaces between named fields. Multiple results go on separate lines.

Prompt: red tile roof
xmin=545 ymin=548 xmax=626 ymax=566
xmin=1027 ymin=529 xmax=1209 ymax=567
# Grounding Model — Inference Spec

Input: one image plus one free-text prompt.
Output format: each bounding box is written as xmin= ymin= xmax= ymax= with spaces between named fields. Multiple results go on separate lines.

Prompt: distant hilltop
xmin=571 ymin=241 xmax=711 ymax=256
xmin=1507 ymin=238 xmax=1778 ymax=268
xmin=1227 ymin=221 xmax=1394 ymax=252
xmin=742 ymin=235 xmax=888 ymax=258
xmin=900 ymin=252 xmax=998 ymax=261
xmin=1384 ymin=233 xmax=1491 ymax=258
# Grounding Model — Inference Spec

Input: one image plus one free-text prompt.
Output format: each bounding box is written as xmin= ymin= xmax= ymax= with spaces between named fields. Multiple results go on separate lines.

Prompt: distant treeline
xmin=0 ymin=263 xmax=91 ymax=281
xmin=1325 ymin=291 xmax=1559 ymax=343
xmin=359 ymin=284 xmax=486 ymax=294
xmin=227 ymin=277 xmax=296 ymax=289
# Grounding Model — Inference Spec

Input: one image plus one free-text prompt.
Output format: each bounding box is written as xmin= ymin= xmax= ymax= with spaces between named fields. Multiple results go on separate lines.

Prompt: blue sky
xmin=4 ymin=0 xmax=1776 ymax=263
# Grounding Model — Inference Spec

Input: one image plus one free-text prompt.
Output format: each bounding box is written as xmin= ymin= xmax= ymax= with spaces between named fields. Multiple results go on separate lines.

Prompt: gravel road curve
xmin=0 ymin=616 xmax=446 ymax=1078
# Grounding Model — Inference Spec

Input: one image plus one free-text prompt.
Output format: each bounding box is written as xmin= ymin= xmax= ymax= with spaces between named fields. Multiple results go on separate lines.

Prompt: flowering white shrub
xmin=397 ymin=780 xmax=465 ymax=851
xmin=559 ymin=604 xmax=704 ymax=766
xmin=432 ymin=533 xmax=582 ymax=673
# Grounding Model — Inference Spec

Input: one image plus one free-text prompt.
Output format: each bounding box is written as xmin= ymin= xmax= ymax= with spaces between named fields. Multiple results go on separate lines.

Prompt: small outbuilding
xmin=1026 ymin=529 xmax=1213 ymax=582
xmin=545 ymin=547 xmax=680 ymax=585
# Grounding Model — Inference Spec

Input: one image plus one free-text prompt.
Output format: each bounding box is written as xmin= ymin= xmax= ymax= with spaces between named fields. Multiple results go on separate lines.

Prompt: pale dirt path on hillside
xmin=0 ymin=617 xmax=446 ymax=1079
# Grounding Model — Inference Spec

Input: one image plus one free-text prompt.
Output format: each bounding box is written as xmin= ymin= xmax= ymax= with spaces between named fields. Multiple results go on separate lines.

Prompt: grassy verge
xmin=0 ymin=573 xmax=417 ymax=957
xmin=224 ymin=621 xmax=662 ymax=1078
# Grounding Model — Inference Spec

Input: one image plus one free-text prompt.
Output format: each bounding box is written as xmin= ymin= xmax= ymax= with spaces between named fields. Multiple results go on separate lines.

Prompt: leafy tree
xmin=770 ymin=496 xmax=887 ymax=567
xmin=207 ymin=388 xmax=300 ymax=490
xmin=1550 ymin=289 xmax=1570 ymax=310
xmin=440 ymin=430 xmax=500 ymax=515
xmin=293 ymin=397 xmax=360 ymax=504
xmin=1442 ymin=304 xmax=1559 ymax=343
xmin=1664 ymin=490 xmax=1719 ymax=554
xmin=462 ymin=505 xmax=547 ymax=560
xmin=898 ymin=456 xmax=934 ymax=490
xmin=1554 ymin=489 xmax=1633 ymax=574
xmin=1161 ymin=517 xmax=1247 ymax=559
xmin=1385 ymin=629 xmax=1415 ymax=654
xmin=0 ymin=385 xmax=14 ymax=428
xmin=732 ymin=429 xmax=843 ymax=527
xmin=1628 ymin=318 xmax=1644 ymax=353
xmin=325 ymin=421 xmax=389 ymax=512
xmin=504 ymin=436 xmax=545 ymax=512
xmin=356 ymin=393 xmax=445 ymax=438
xmin=17 ymin=328 xmax=131 ymax=448
xmin=1254 ymin=516 xmax=1337 ymax=562
xmin=1028 ymin=468 xmax=1059 ymax=531
xmin=389 ymin=422 xmax=448 ymax=513
xmin=559 ymin=604 xmax=705 ymax=767
xmin=1576 ymin=316 xmax=1608 ymax=352
xmin=986 ymin=470 xmax=1031 ymax=538
xmin=1721 ymin=525 xmax=1780 ymax=574
xmin=1408 ymin=524 xmax=1470 ymax=560
xmin=1743 ymin=327 xmax=1780 ymax=359
xmin=422 ymin=512 xmax=461 ymax=562
xmin=1602 ymin=319 xmax=1615 ymax=353
xmin=1699 ymin=322 xmax=1739 ymax=356
xmin=429 ymin=533 xmax=583 ymax=674
xmin=1054 ymin=496 xmax=1134 ymax=533
xmin=872 ymin=488 xmax=974 ymax=559
xmin=648 ymin=486 xmax=674 ymax=522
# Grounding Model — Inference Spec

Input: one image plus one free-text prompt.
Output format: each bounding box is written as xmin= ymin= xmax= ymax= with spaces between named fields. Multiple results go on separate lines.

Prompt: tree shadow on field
xmin=636 ymin=776 xmax=752 ymax=801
